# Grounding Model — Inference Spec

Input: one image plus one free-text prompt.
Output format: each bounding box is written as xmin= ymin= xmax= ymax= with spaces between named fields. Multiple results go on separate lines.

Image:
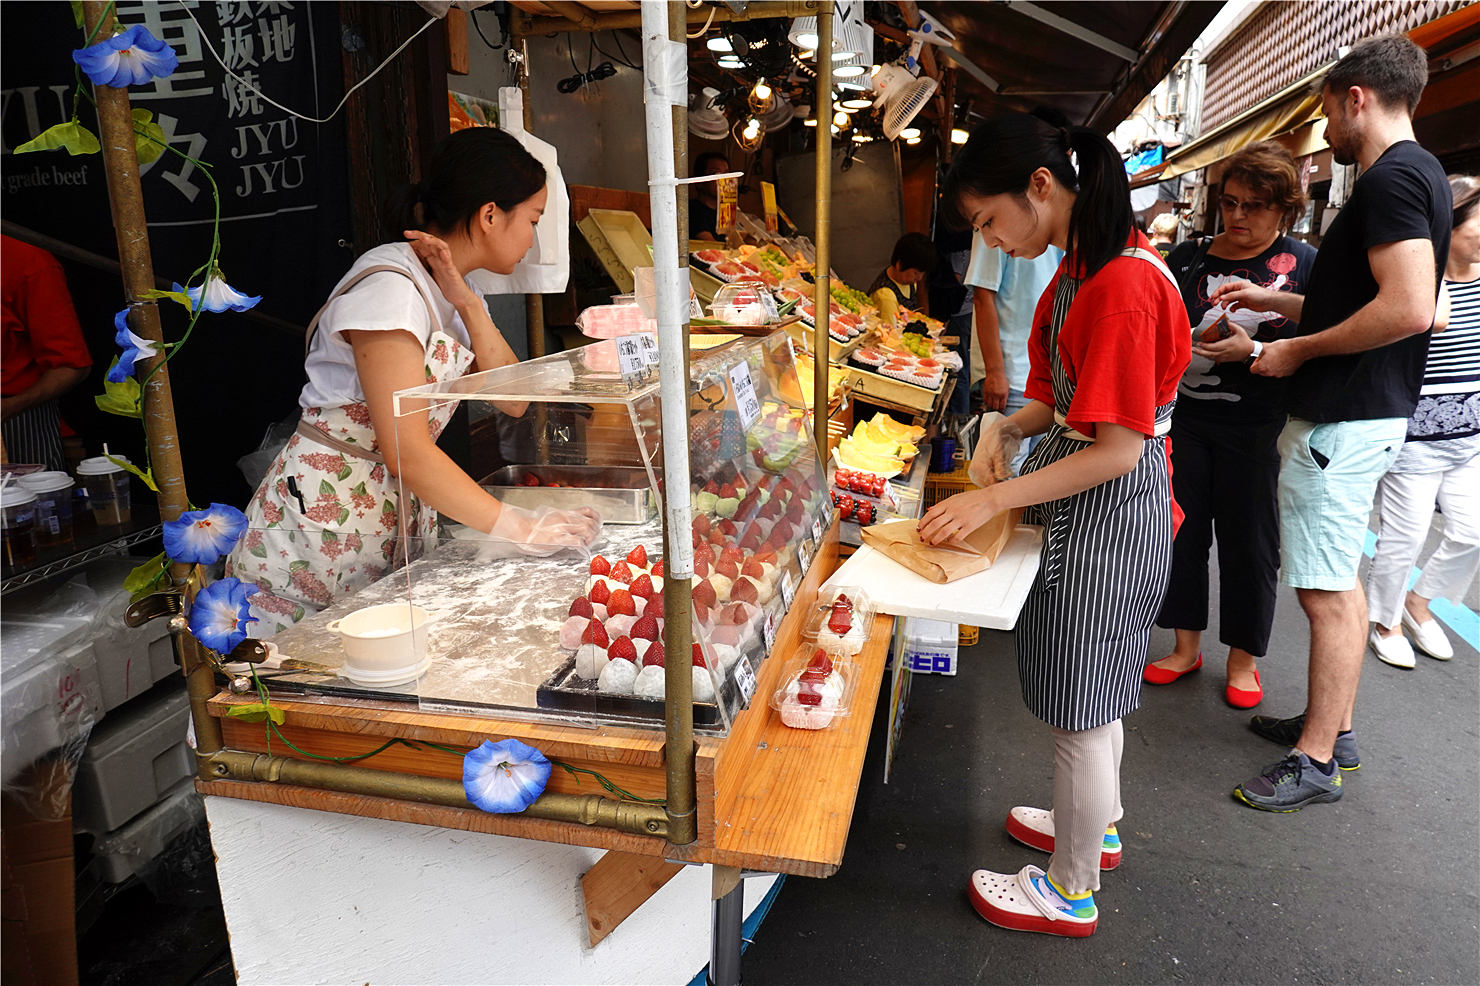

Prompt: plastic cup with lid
xmin=18 ymin=471 xmax=75 ymax=546
xmin=76 ymin=453 xmax=132 ymax=526
xmin=1 ymin=483 xmax=39 ymax=569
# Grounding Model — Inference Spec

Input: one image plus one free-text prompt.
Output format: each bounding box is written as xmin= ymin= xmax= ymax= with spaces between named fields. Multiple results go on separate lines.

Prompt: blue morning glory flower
xmin=73 ymin=24 xmax=179 ymax=89
xmin=463 ymin=739 xmax=552 ymax=813
xmin=164 ymin=503 xmax=249 ymax=565
xmin=107 ymin=307 xmax=158 ymax=383
xmin=173 ymin=269 xmax=261 ymax=313
xmin=188 ymin=577 xmax=259 ymax=653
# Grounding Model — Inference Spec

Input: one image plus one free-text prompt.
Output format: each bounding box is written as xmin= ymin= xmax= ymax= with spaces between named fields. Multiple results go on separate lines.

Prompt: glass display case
xmin=241 ymin=332 xmax=830 ymax=736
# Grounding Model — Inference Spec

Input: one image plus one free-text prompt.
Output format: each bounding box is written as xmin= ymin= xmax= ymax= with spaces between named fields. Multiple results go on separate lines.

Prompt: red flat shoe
xmin=1143 ymin=653 xmax=1202 ymax=685
xmin=1225 ymin=670 xmax=1262 ymax=709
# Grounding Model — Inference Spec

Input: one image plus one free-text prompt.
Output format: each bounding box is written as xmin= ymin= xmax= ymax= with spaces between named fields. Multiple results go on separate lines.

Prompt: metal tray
xmin=481 ymin=465 xmax=657 ymax=525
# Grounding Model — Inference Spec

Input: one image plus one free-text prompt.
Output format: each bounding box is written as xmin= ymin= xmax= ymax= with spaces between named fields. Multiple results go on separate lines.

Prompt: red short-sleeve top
xmin=2 ymin=237 xmax=91 ymax=396
xmin=1024 ymin=231 xmax=1191 ymax=439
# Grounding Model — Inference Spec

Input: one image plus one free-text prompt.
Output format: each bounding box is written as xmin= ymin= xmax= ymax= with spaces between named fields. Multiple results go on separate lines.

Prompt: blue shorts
xmin=1277 ymin=416 xmax=1407 ymax=591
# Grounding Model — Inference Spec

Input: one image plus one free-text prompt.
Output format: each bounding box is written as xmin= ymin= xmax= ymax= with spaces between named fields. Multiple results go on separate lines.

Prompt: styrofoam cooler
xmin=902 ymin=617 xmax=959 ymax=675
xmin=72 ymin=683 xmax=193 ymax=835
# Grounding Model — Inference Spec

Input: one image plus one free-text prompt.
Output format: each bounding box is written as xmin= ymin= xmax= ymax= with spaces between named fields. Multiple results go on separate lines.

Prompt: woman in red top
xmin=920 ymin=115 xmax=1190 ymax=937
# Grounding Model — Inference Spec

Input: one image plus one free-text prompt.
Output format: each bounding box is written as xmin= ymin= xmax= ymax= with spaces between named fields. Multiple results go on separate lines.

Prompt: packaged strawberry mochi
xmin=769 ymin=647 xmax=857 ymax=730
xmin=801 ymin=586 xmax=875 ymax=658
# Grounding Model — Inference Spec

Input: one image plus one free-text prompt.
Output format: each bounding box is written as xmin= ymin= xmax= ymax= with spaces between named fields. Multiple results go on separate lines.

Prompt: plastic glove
xmin=478 ymin=504 xmax=604 ymax=561
xmin=967 ymin=411 xmax=1024 ymax=488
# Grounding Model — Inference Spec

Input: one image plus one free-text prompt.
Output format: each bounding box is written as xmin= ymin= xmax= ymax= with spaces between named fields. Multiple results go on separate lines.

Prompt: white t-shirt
xmin=300 ymin=243 xmax=475 ymax=409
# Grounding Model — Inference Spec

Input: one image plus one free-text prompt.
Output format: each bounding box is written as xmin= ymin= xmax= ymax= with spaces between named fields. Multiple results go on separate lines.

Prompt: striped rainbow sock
xmin=1035 ymin=873 xmax=1097 ymax=919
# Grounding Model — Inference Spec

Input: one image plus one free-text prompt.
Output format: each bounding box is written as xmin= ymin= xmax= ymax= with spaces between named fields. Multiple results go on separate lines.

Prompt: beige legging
xmin=1046 ymin=718 xmax=1124 ymax=895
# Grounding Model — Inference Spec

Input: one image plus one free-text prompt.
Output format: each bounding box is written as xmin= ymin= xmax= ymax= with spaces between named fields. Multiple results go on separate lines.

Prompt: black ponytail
xmin=944 ymin=114 xmax=1132 ymax=280
xmin=383 ymin=127 xmax=546 ymax=242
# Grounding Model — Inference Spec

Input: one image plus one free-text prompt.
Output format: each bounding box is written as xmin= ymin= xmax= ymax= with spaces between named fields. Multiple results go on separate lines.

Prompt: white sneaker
xmin=1370 ymin=628 xmax=1415 ymax=669
xmin=1401 ymin=610 xmax=1454 ymax=660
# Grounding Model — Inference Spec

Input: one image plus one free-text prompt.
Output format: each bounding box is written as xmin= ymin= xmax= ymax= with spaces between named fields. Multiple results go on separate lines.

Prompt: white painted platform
xmin=824 ymin=525 xmax=1043 ymax=629
xmin=205 ymin=796 xmax=779 ymax=986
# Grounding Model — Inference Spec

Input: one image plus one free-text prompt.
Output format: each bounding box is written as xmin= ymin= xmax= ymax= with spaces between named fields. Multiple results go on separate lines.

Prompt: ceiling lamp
xmin=707 ymin=37 xmax=733 ymax=53
xmin=841 ymin=96 xmax=873 ymax=110
xmin=789 ymin=19 xmax=820 ymax=51
xmin=906 ymin=136 xmax=921 ymax=145
xmin=749 ymin=79 xmax=773 ymax=114
xmin=759 ymin=94 xmax=795 ymax=133
xmin=951 ymin=127 xmax=970 ymax=144
xmin=735 ymin=117 xmax=762 ymax=152
xmin=688 ymin=87 xmax=730 ymax=140
xmin=717 ymin=55 xmax=744 ymax=69
xmin=792 ymin=0 xmax=867 ymax=57
xmin=832 ymin=109 xmax=850 ymax=128
xmin=852 ymin=132 xmax=872 ymax=143
xmin=833 ymin=6 xmax=874 ymax=78
xmin=899 ymin=127 xmax=921 ymax=139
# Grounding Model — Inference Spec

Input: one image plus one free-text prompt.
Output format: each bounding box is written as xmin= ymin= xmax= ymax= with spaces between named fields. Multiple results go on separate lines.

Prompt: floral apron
xmin=225 ymin=264 xmax=475 ymax=634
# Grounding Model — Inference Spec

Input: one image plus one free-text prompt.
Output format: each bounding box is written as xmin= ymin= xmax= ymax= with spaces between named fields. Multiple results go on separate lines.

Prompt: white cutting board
xmin=824 ymin=525 xmax=1044 ymax=630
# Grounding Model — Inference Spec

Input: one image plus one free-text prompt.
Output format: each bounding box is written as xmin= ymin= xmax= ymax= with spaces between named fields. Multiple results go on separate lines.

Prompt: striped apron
xmin=1016 ymin=248 xmax=1179 ymax=731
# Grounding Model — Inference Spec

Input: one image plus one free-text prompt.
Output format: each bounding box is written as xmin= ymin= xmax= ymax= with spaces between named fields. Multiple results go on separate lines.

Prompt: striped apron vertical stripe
xmin=1 ymin=399 xmax=66 ymax=471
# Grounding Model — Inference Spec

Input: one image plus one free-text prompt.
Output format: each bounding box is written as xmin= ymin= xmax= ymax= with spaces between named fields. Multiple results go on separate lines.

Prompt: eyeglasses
xmin=1219 ymin=196 xmax=1273 ymax=215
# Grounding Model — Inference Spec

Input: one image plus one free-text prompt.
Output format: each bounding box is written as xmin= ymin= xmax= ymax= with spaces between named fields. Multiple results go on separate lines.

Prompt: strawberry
xmin=828 ymin=605 xmax=852 ymax=635
xmin=835 ymin=593 xmax=853 ymax=612
xmin=709 ymin=530 xmax=728 ymax=546
xmin=717 ymin=518 xmax=738 ymax=537
xmin=642 ymin=640 xmax=666 ymax=667
xmin=719 ymin=483 xmax=737 ymax=499
xmin=569 ymin=596 xmax=594 ymax=619
xmin=590 ymin=555 xmax=611 ymax=576
xmin=630 ymin=614 xmax=661 ymax=641
xmin=627 ymin=545 xmax=648 ymax=569
xmin=629 ymin=573 xmax=655 ymax=599
xmin=693 ymin=515 xmax=711 ymax=536
xmin=720 ymin=545 xmax=744 ymax=565
xmin=760 ymin=497 xmax=783 ymax=520
xmin=651 ymin=559 xmax=665 ymax=578
xmin=589 ymin=580 xmax=611 ymax=605
xmin=731 ymin=577 xmax=759 ymax=604
xmin=608 ymin=635 xmax=638 ymax=663
xmin=807 ymin=647 xmax=834 ymax=676
xmin=693 ymin=531 xmax=707 ymax=551
xmin=646 ymin=592 xmax=665 ymax=619
xmin=740 ymin=529 xmax=765 ymax=551
xmin=716 ymin=557 xmax=740 ymax=580
xmin=693 ymin=578 xmax=717 ymax=610
xmin=581 ymin=619 xmax=610 ymax=648
xmin=694 ymin=552 xmax=711 ymax=577
xmin=703 ymin=479 xmax=720 ymax=495
xmin=723 ymin=602 xmax=751 ymax=625
xmin=741 ymin=557 xmax=766 ymax=579
xmin=796 ymin=681 xmax=822 ymax=706
xmin=691 ymin=643 xmax=708 ymax=669
xmin=608 ymin=560 xmax=634 ymax=584
xmin=755 ymin=549 xmax=778 ymax=565
xmin=607 ymin=588 xmax=637 ymax=616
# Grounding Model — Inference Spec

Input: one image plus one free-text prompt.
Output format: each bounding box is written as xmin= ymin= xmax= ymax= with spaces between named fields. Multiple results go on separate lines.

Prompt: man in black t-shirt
xmin=1211 ymin=37 xmax=1453 ymax=813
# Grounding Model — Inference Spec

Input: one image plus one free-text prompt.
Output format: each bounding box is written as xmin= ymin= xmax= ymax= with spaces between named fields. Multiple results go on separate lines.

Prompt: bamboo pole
xmin=813 ymin=5 xmax=833 ymax=461
xmin=81 ymin=0 xmax=222 ymax=754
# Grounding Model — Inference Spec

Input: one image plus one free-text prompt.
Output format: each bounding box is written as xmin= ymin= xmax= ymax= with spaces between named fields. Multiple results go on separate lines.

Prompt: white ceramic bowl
xmin=327 ymin=603 xmax=438 ymax=687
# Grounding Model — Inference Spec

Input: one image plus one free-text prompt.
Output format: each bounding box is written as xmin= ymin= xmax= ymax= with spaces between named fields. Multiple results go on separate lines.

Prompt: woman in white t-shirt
xmin=227 ymin=128 xmax=600 ymax=634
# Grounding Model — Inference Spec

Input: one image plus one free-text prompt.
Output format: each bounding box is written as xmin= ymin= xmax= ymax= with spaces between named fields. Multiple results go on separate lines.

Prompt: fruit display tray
xmin=480 ymin=465 xmax=657 ymax=525
xmin=535 ymin=653 xmax=743 ymax=730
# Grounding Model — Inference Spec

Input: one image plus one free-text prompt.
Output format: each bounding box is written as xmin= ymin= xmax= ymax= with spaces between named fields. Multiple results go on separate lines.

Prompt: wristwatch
xmin=1247 ymin=340 xmax=1264 ymax=364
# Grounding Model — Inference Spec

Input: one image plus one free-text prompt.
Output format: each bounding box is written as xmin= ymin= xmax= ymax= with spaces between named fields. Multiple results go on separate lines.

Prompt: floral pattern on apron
xmin=225 ymin=265 xmax=475 ymax=634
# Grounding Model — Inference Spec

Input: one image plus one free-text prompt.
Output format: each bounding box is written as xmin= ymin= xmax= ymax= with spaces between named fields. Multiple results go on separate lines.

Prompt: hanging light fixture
xmin=717 ymin=55 xmax=744 ymax=69
xmin=841 ymin=95 xmax=873 ymax=110
xmin=832 ymin=109 xmax=850 ymax=128
xmin=951 ymin=127 xmax=970 ymax=144
xmin=707 ymin=36 xmax=733 ymax=53
xmin=906 ymin=137 xmax=921 ymax=145
xmin=899 ymin=127 xmax=921 ymax=139
xmin=735 ymin=117 xmax=763 ymax=152
xmin=792 ymin=1 xmax=867 ymax=57
xmin=749 ymin=78 xmax=774 ymax=114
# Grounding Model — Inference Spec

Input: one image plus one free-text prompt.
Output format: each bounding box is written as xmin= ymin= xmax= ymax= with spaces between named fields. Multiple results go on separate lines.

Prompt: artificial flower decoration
xmin=13 ymin=119 xmax=100 ymax=157
xmin=463 ymin=738 xmax=552 ymax=813
xmin=107 ymin=308 xmax=158 ymax=382
xmin=163 ymin=503 xmax=249 ymax=565
xmin=188 ymin=577 xmax=259 ymax=653
xmin=73 ymin=24 xmax=179 ymax=89
xmin=173 ymin=268 xmax=261 ymax=314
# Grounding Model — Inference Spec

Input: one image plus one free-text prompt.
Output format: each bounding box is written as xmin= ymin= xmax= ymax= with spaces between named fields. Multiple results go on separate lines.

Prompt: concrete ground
xmin=743 ymin=527 xmax=1480 ymax=986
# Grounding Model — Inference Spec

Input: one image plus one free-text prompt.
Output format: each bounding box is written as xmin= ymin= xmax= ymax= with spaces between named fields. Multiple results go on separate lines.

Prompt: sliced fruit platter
xmin=833 ymin=413 xmax=926 ymax=479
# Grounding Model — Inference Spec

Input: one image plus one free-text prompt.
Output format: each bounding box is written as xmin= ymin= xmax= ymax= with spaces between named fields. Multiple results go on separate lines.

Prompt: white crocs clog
xmin=1005 ymin=806 xmax=1122 ymax=870
xmin=968 ymin=864 xmax=1098 ymax=938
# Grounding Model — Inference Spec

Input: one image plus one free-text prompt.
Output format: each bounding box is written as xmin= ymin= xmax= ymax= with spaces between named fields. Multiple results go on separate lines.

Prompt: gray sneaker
xmin=1248 ymin=713 xmax=1360 ymax=770
xmin=1234 ymin=751 xmax=1345 ymax=812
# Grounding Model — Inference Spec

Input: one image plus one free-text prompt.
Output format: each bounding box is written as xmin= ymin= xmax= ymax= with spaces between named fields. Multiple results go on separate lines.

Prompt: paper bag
xmin=860 ymin=509 xmax=1022 ymax=584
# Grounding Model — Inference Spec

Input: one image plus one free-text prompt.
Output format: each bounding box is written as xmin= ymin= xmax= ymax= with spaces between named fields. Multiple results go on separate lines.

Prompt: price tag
xmin=733 ymin=656 xmax=758 ymax=702
xmin=779 ymin=569 xmax=796 ymax=608
xmin=728 ymin=360 xmax=762 ymax=431
xmin=762 ymin=612 xmax=777 ymax=651
xmin=812 ymin=516 xmax=823 ymax=543
xmin=638 ymin=332 xmax=660 ymax=366
xmin=616 ymin=335 xmax=645 ymax=379
xmin=798 ymin=539 xmax=813 ymax=576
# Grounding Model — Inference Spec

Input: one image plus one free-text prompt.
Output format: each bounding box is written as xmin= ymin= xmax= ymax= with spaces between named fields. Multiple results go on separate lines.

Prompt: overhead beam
xmin=1000 ymin=1 xmax=1140 ymax=62
xmin=1089 ymin=2 xmax=1220 ymax=132
xmin=511 ymin=1 xmax=821 ymax=36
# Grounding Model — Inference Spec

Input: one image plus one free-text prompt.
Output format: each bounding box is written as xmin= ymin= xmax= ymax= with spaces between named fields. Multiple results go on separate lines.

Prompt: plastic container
xmin=72 ymin=683 xmax=192 ymax=835
xmin=801 ymin=586 xmax=875 ymax=658
xmin=75 ymin=455 xmax=132 ymax=526
xmin=901 ymin=617 xmax=959 ymax=675
xmin=326 ymin=603 xmax=439 ymax=687
xmin=709 ymin=282 xmax=779 ymax=326
xmin=769 ymin=649 xmax=857 ymax=730
xmin=18 ymin=471 xmax=75 ymax=547
xmin=1 ymin=484 xmax=39 ymax=569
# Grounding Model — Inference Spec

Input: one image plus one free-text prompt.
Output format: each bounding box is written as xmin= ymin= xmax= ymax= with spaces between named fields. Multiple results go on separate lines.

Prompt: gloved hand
xmin=479 ymin=504 xmax=604 ymax=561
xmin=967 ymin=411 xmax=1024 ymax=488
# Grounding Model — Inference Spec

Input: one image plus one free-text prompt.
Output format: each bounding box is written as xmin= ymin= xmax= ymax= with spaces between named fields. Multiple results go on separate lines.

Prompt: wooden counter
xmin=199 ymin=516 xmax=889 ymax=878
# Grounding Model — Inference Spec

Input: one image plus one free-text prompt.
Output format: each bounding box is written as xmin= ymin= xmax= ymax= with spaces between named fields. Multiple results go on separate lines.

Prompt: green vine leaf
xmin=225 ymin=702 xmax=285 ymax=725
xmin=105 ymin=455 xmax=159 ymax=492
xmin=14 ymin=119 xmax=100 ymax=157
xmin=123 ymin=552 xmax=168 ymax=600
xmin=95 ymin=362 xmax=142 ymax=418
xmin=132 ymin=109 xmax=166 ymax=166
xmin=70 ymin=0 xmax=85 ymax=27
xmin=141 ymin=287 xmax=195 ymax=313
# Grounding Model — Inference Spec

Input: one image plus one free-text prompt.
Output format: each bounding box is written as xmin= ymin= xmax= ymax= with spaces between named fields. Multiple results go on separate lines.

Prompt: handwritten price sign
xmin=616 ymin=336 xmax=645 ymax=380
xmin=729 ymin=360 xmax=761 ymax=431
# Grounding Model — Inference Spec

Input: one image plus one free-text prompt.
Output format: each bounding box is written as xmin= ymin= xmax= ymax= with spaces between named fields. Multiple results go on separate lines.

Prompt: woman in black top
xmin=1145 ymin=142 xmax=1317 ymax=707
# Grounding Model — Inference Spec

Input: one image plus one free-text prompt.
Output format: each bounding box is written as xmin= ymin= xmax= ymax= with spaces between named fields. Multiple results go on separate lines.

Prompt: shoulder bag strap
xmin=1176 ymin=237 xmax=1214 ymax=298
